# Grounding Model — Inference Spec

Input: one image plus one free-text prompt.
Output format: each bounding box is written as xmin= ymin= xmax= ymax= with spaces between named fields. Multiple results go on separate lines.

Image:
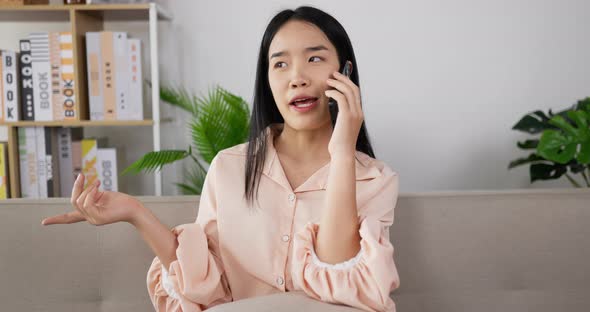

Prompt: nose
xmin=289 ymin=68 xmax=309 ymax=88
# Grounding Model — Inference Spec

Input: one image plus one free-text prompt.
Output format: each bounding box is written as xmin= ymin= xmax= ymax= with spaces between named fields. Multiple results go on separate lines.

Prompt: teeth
xmin=293 ymin=98 xmax=316 ymax=107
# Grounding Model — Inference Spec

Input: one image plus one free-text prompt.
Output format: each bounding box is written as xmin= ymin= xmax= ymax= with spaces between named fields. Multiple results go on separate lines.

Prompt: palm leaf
xmin=191 ymin=85 xmax=250 ymax=163
xmin=160 ymin=85 xmax=199 ymax=115
xmin=125 ymin=84 xmax=251 ymax=195
xmin=122 ymin=149 xmax=191 ymax=175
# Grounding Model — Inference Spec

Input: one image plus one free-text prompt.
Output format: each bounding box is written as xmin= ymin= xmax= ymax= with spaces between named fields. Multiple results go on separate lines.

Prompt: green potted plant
xmin=122 ymin=84 xmax=250 ymax=194
xmin=509 ymin=97 xmax=590 ymax=187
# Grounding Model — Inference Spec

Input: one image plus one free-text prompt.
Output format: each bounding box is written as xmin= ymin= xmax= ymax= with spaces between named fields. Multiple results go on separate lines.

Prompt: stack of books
xmin=0 ymin=32 xmax=77 ymax=122
xmin=0 ymin=31 xmax=144 ymax=122
xmin=86 ymin=31 xmax=144 ymax=121
xmin=18 ymin=127 xmax=119 ymax=198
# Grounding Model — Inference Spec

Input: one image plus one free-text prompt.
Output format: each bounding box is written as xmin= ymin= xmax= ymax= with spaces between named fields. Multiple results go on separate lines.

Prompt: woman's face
xmin=268 ymin=20 xmax=340 ymax=130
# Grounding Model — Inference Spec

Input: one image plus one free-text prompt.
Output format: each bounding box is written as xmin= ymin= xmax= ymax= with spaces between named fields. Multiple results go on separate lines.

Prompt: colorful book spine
xmin=30 ymin=32 xmax=53 ymax=121
xmin=50 ymin=32 xmax=63 ymax=121
xmin=35 ymin=126 xmax=48 ymax=197
xmin=44 ymin=127 xmax=60 ymax=197
xmin=86 ymin=32 xmax=103 ymax=120
xmin=2 ymin=50 xmax=19 ymax=122
xmin=0 ymin=51 xmax=3 ymax=121
xmin=100 ymin=32 xmax=116 ymax=120
xmin=114 ymin=32 xmax=127 ymax=121
xmin=58 ymin=127 xmax=83 ymax=197
xmin=71 ymin=140 xmax=82 ymax=187
xmin=18 ymin=127 xmax=39 ymax=198
xmin=81 ymin=138 xmax=107 ymax=189
xmin=126 ymin=38 xmax=143 ymax=120
xmin=19 ymin=40 xmax=35 ymax=121
xmin=60 ymin=32 xmax=75 ymax=120
xmin=0 ymin=142 xmax=8 ymax=199
xmin=97 ymin=148 xmax=117 ymax=192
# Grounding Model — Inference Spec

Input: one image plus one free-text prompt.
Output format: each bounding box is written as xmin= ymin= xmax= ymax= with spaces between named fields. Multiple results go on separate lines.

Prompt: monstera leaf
xmin=537 ymin=110 xmax=590 ymax=164
xmin=509 ymin=97 xmax=590 ymax=187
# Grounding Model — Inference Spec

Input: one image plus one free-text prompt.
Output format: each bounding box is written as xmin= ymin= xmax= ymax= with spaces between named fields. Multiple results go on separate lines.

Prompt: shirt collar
xmin=261 ymin=123 xmax=382 ymax=193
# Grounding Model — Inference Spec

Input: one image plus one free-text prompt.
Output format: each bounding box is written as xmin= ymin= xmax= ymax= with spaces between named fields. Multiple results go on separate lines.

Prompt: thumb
xmin=42 ymin=210 xmax=86 ymax=225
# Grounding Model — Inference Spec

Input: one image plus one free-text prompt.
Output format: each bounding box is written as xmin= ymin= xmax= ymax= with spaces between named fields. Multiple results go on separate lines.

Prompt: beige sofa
xmin=1 ymin=189 xmax=589 ymax=311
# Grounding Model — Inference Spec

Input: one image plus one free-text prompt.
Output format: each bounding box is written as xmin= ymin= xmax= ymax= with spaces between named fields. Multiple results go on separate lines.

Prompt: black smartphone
xmin=328 ymin=60 xmax=353 ymax=127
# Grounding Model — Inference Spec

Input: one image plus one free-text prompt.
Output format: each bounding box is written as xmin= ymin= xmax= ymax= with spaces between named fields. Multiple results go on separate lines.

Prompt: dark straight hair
xmin=244 ymin=6 xmax=376 ymax=208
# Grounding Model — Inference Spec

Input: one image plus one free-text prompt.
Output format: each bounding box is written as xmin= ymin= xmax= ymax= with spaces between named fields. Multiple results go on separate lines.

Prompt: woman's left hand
xmin=325 ymin=71 xmax=364 ymax=159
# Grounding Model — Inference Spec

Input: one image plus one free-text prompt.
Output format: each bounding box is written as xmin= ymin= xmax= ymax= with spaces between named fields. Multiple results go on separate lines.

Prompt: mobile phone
xmin=328 ymin=60 xmax=353 ymax=127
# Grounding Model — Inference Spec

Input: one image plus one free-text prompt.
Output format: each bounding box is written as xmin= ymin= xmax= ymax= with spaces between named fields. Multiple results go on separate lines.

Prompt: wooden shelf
xmin=0 ymin=3 xmax=170 ymax=198
xmin=0 ymin=120 xmax=154 ymax=127
xmin=0 ymin=3 xmax=172 ymax=20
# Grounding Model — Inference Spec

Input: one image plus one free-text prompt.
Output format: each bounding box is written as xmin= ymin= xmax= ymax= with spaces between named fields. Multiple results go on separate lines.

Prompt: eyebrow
xmin=269 ymin=45 xmax=329 ymax=60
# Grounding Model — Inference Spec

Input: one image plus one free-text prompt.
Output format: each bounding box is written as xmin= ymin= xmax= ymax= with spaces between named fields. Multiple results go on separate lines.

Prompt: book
xmin=126 ymin=38 xmax=143 ymax=120
xmin=97 ymin=148 xmax=118 ymax=192
xmin=44 ymin=127 xmax=61 ymax=197
xmin=101 ymin=32 xmax=117 ymax=120
xmin=71 ymin=140 xmax=82 ymax=189
xmin=19 ymin=40 xmax=35 ymax=121
xmin=18 ymin=127 xmax=38 ymax=198
xmin=86 ymin=32 xmax=104 ymax=121
xmin=114 ymin=32 xmax=128 ymax=121
xmin=50 ymin=32 xmax=62 ymax=121
xmin=60 ymin=32 xmax=76 ymax=120
xmin=1 ymin=50 xmax=19 ymax=122
xmin=81 ymin=137 xmax=108 ymax=190
xmin=0 ymin=142 xmax=8 ymax=199
xmin=30 ymin=32 xmax=53 ymax=121
xmin=35 ymin=126 xmax=47 ymax=197
xmin=57 ymin=127 xmax=83 ymax=197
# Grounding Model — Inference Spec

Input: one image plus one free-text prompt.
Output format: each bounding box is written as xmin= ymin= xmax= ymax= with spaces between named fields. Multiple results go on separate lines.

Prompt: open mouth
xmin=290 ymin=97 xmax=319 ymax=108
xmin=290 ymin=97 xmax=319 ymax=112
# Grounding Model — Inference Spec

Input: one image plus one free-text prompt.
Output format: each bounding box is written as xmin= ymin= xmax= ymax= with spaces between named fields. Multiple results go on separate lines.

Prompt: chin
xmin=284 ymin=116 xmax=331 ymax=132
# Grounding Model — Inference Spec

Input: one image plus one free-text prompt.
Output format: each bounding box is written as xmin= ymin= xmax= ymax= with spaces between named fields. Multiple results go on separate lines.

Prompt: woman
xmin=42 ymin=6 xmax=400 ymax=312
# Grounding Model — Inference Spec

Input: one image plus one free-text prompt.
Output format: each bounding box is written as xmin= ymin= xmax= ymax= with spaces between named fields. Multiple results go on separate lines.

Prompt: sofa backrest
xmin=391 ymin=189 xmax=590 ymax=311
xmin=1 ymin=189 xmax=589 ymax=311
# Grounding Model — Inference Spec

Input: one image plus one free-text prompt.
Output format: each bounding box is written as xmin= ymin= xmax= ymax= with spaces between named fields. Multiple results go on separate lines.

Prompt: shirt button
xmin=277 ymin=276 xmax=284 ymax=286
xmin=282 ymin=234 xmax=290 ymax=242
xmin=288 ymin=193 xmax=295 ymax=202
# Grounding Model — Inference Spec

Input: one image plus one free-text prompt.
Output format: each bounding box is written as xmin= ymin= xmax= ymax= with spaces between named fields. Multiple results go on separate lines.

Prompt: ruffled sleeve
xmin=146 ymin=155 xmax=232 ymax=311
xmin=291 ymin=169 xmax=400 ymax=312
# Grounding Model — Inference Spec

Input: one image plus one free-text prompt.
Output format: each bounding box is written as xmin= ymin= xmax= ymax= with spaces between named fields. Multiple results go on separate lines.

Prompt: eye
xmin=309 ymin=56 xmax=322 ymax=62
xmin=273 ymin=61 xmax=286 ymax=68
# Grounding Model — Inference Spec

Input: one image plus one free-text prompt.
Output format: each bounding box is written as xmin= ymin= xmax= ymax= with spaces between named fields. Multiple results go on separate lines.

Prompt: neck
xmin=274 ymin=122 xmax=332 ymax=164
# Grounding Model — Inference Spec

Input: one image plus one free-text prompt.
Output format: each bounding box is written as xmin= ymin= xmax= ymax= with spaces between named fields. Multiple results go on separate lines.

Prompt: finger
xmin=42 ymin=210 xmax=85 ymax=225
xmin=76 ymin=180 xmax=99 ymax=217
xmin=83 ymin=180 xmax=101 ymax=216
xmin=333 ymin=71 xmax=362 ymax=116
xmin=326 ymin=78 xmax=354 ymax=111
xmin=324 ymin=89 xmax=350 ymax=113
xmin=70 ymin=173 xmax=84 ymax=204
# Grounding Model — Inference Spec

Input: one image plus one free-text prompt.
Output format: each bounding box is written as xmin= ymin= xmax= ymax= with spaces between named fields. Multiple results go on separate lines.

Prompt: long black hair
xmin=244 ymin=6 xmax=376 ymax=207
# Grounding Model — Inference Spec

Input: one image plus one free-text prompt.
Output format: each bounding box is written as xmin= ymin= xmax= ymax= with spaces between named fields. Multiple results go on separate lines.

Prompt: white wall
xmin=1 ymin=0 xmax=589 ymax=194
xmin=159 ymin=0 xmax=590 ymax=192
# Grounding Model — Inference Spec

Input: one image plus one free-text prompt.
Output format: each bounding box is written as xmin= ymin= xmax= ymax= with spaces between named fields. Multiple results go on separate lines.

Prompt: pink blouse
xmin=146 ymin=123 xmax=400 ymax=311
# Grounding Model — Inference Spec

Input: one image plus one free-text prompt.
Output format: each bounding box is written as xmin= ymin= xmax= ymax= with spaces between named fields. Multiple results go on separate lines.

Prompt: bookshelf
xmin=0 ymin=3 xmax=172 ymax=198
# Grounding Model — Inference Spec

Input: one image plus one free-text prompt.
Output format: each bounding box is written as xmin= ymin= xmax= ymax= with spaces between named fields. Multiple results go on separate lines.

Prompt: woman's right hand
xmin=41 ymin=173 xmax=145 ymax=226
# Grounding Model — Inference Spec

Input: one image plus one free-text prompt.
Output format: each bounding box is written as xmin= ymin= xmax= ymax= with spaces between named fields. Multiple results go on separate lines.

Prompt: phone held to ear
xmin=328 ymin=60 xmax=353 ymax=127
